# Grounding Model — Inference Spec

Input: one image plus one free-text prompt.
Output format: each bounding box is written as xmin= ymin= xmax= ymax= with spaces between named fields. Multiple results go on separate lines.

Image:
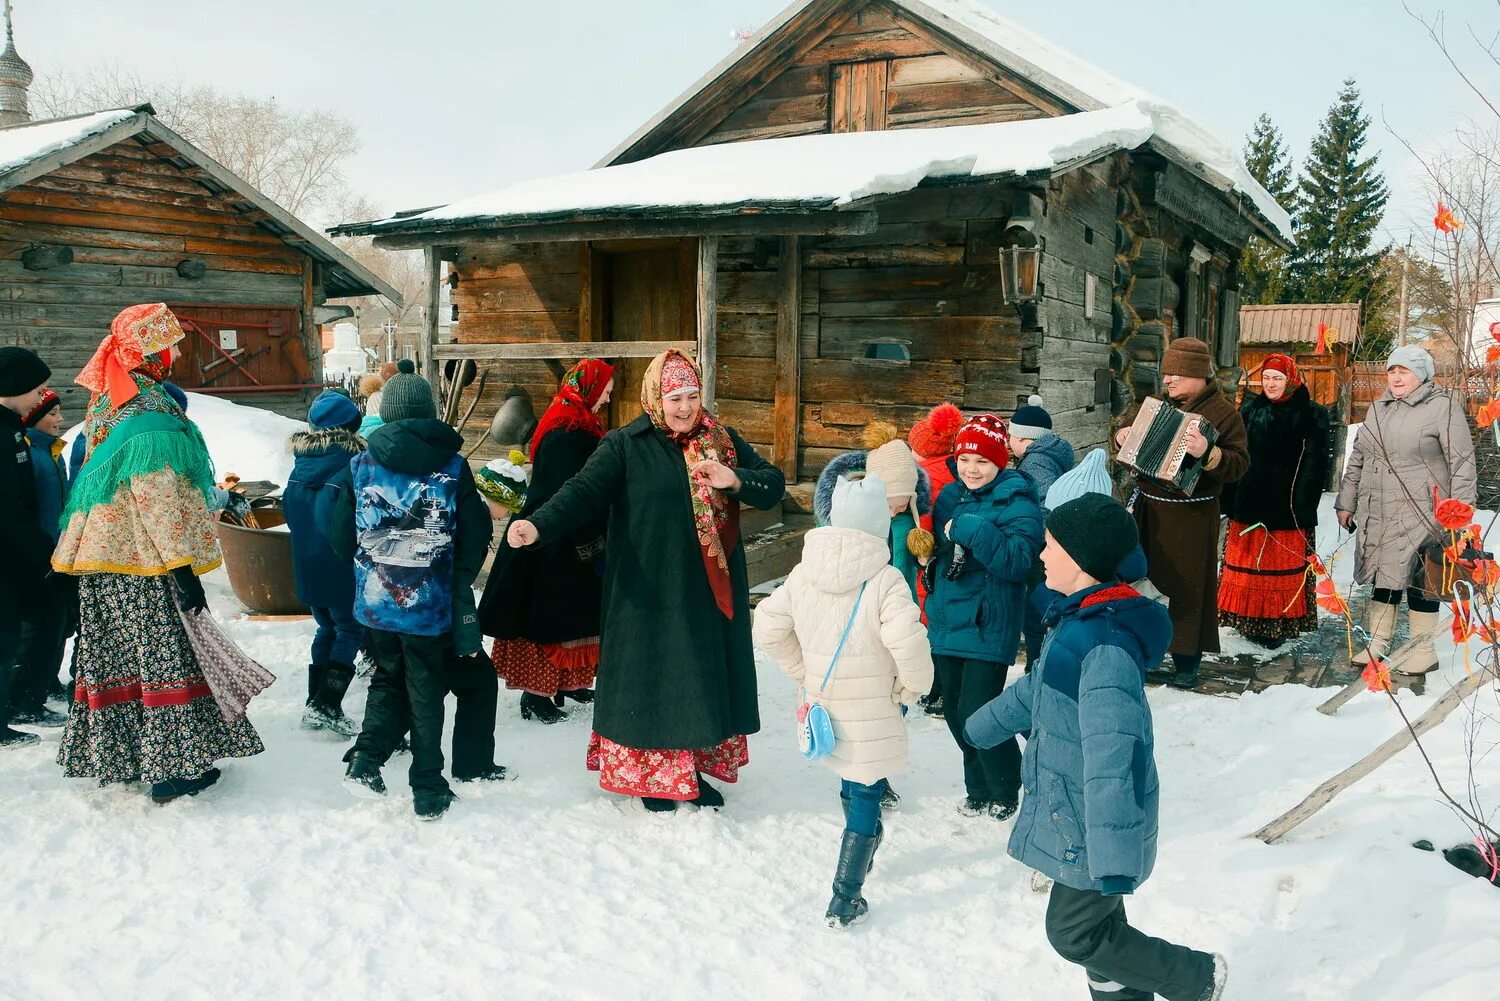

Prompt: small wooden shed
xmin=335 ymin=0 xmax=1291 ymax=483
xmin=1237 ymin=302 xmax=1359 ymax=415
xmin=0 ymin=105 xmax=399 ymax=418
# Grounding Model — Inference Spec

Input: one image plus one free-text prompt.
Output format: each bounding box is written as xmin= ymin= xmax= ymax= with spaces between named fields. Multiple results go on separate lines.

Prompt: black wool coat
xmin=1 ymin=404 xmax=50 ymax=602
xmin=525 ymin=415 xmax=786 ymax=750
xmin=1222 ymin=385 xmax=1331 ymax=531
xmin=479 ymin=428 xmax=608 ymax=645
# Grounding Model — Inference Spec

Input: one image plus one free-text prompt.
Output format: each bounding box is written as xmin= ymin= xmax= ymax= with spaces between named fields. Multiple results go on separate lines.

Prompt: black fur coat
xmin=1223 ymin=384 xmax=1331 ymax=531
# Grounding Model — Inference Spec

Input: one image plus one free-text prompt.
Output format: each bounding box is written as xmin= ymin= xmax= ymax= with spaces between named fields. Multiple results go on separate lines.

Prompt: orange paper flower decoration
xmin=1435 ymin=201 xmax=1464 ymax=232
xmin=1435 ymin=497 xmax=1476 ymax=531
xmin=1308 ymin=553 xmax=1329 ymax=577
xmin=1478 ymin=398 xmax=1500 ymax=430
xmin=1314 ymin=578 xmax=1348 ymax=615
xmin=1490 ymin=320 xmax=1500 ymax=342
xmin=1362 ymin=656 xmax=1393 ymax=692
xmin=1487 ymin=345 xmax=1500 ymax=364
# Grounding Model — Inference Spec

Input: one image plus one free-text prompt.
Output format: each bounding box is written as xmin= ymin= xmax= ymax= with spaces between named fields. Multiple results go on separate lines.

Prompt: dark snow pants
xmin=442 ymin=652 xmax=498 ymax=781
xmin=7 ymin=575 xmax=70 ymax=718
xmin=936 ymin=654 xmax=1021 ymax=803
xmin=354 ymin=629 xmax=451 ymax=798
xmin=1045 ymin=882 xmax=1215 ymax=1001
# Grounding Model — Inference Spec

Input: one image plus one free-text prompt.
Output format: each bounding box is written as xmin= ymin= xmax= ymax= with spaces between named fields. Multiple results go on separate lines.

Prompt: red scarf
xmin=529 ymin=358 xmax=614 ymax=461
xmin=1261 ymin=354 xmax=1302 ymax=405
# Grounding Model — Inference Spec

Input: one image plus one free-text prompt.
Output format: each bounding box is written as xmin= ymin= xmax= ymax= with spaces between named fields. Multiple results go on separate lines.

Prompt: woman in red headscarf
xmin=505 ymin=350 xmax=785 ymax=811
xmin=1218 ymin=354 xmax=1332 ymax=647
xmin=479 ymin=358 xmax=615 ymax=724
xmin=53 ymin=304 xmax=266 ymax=802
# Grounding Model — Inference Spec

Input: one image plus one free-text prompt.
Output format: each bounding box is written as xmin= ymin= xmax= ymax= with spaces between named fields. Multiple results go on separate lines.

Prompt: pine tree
xmin=1288 ymin=80 xmax=1390 ymax=306
xmin=1240 ymin=113 xmax=1296 ymax=304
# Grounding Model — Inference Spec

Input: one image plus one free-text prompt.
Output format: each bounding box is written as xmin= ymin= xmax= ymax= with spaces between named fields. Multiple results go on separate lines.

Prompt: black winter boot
xmin=300 ymin=663 xmax=328 ymax=730
xmin=691 ymin=775 xmax=725 ymax=809
xmin=344 ymin=751 xmax=387 ymax=798
xmin=151 ymin=767 xmax=221 ymax=804
xmin=643 ymin=797 xmax=678 ymax=813
xmin=10 ymin=706 xmax=67 ymax=728
xmin=520 ymin=691 xmax=568 ymax=724
xmin=304 ymin=662 xmax=358 ymax=737
xmin=0 ymin=726 xmax=41 ymax=748
xmin=414 ymin=790 xmax=455 ymax=821
xmin=825 ymin=830 xmax=879 ymax=928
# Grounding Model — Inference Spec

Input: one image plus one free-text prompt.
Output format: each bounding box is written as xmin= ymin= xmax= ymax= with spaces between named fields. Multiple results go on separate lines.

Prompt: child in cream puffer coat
xmin=753 ymin=472 xmax=933 ymax=929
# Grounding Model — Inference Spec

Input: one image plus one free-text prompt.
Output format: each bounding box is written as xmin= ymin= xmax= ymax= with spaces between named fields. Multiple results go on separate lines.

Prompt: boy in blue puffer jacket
xmin=925 ymin=413 xmax=1043 ymax=821
xmin=283 ymin=390 xmax=367 ymax=737
xmin=965 ymin=495 xmax=1227 ymax=1001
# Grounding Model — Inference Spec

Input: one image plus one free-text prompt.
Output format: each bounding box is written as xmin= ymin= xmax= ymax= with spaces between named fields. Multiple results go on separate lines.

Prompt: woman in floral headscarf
xmin=1218 ymin=354 xmax=1332 ymax=647
xmin=506 ymin=350 xmax=785 ymax=811
xmin=479 ymin=358 xmax=614 ymax=725
xmin=53 ymin=303 xmax=265 ymax=803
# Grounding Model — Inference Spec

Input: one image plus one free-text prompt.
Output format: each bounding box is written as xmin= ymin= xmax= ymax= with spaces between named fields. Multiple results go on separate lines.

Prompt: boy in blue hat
xmin=283 ymin=390 xmax=368 ymax=736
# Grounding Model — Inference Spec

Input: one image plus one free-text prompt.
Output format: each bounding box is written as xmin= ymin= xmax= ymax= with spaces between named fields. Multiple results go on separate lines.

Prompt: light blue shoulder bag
xmin=796 ymin=582 xmax=866 ymax=761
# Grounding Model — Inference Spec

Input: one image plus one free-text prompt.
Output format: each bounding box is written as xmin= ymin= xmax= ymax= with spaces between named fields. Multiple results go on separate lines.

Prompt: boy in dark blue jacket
xmin=966 ymin=495 xmax=1227 ymax=1001
xmin=283 ymin=390 xmax=367 ymax=737
xmin=925 ymin=413 xmax=1043 ymax=820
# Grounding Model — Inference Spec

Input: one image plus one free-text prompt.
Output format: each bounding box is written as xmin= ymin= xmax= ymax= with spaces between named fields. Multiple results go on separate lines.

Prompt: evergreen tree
xmin=1288 ymin=80 xmax=1390 ymax=306
xmin=1240 ymin=113 xmax=1296 ymax=304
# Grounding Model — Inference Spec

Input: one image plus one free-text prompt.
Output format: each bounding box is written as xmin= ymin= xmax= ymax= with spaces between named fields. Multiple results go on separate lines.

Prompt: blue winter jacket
xmin=965 ymin=582 xmax=1170 ymax=895
xmin=1016 ymin=432 xmax=1075 ymax=511
xmin=25 ymin=428 xmax=68 ymax=541
xmin=282 ymin=427 xmax=365 ymax=608
xmin=926 ymin=469 xmax=1043 ymax=664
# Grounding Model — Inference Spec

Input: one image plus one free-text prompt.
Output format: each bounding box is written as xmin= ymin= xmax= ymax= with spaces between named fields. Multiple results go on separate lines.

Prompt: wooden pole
xmin=422 ymin=246 xmax=442 ymax=388
xmin=696 ymin=236 xmax=719 ymax=408
xmin=773 ymin=235 xmax=802 ymax=481
xmin=1254 ymin=662 xmax=1497 ymax=844
xmin=1316 ymin=619 xmax=1447 ymax=716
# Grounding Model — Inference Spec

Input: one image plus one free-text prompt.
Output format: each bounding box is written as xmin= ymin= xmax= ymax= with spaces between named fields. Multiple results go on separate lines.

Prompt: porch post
xmin=773 ymin=235 xmax=801 ymax=481
xmin=696 ymin=236 xmax=718 ymax=406
xmin=422 ymin=245 xmax=442 ymax=387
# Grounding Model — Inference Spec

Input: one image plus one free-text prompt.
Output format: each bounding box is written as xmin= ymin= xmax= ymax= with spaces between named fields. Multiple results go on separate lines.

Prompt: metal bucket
xmin=213 ymin=505 xmax=309 ymax=615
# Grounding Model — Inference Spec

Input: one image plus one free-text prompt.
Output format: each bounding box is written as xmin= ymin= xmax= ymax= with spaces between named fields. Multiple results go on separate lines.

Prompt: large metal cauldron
xmin=213 ymin=503 xmax=309 ymax=615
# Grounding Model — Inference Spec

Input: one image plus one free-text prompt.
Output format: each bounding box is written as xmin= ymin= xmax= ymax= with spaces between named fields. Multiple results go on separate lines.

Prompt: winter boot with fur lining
xmin=1396 ymin=609 xmax=1441 ymax=676
xmin=1352 ymin=601 xmax=1397 ymax=666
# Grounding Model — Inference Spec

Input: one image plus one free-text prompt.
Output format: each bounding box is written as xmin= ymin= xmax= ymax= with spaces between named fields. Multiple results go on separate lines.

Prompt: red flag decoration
xmin=1435 ymin=201 xmax=1464 ymax=233
xmin=1314 ymin=322 xmax=1334 ymax=354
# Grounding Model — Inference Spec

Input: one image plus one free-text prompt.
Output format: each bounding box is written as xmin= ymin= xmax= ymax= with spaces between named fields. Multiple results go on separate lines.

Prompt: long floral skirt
xmin=58 ymin=573 xmax=264 ymax=785
xmin=491 ymin=636 xmax=598 ymax=697
xmin=586 ymin=732 xmax=749 ymax=801
xmin=1218 ymin=523 xmax=1319 ymax=642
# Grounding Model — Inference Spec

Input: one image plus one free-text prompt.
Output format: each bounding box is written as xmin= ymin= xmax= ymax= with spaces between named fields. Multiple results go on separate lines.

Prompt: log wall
xmin=0 ymin=140 xmax=315 ymax=416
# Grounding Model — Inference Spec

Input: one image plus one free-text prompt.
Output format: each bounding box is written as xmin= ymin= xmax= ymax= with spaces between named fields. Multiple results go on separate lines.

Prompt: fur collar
xmin=814 ymin=449 xmax=932 ymax=524
xmin=288 ymin=427 xmax=367 ymax=457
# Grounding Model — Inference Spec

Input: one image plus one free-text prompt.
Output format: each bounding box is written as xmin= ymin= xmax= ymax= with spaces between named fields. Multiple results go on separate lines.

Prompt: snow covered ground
xmin=2 ymin=562 xmax=1497 ymax=1000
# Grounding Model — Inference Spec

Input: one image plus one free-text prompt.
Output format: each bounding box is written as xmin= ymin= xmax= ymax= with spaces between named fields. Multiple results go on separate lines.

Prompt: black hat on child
xmin=0 ymin=347 xmax=50 ymax=397
xmin=1046 ymin=494 xmax=1138 ymax=583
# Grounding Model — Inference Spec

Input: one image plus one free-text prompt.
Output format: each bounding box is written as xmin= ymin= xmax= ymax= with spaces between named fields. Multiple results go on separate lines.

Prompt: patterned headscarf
xmin=78 ymin=304 xmax=187 ymax=454
xmin=641 ymin=349 xmax=741 ymax=619
xmin=1261 ymin=353 xmax=1302 ymax=389
xmin=529 ymin=358 xmax=615 ymax=462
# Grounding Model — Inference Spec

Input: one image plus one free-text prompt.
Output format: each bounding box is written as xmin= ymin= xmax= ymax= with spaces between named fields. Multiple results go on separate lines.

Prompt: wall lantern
xmin=997 ymin=226 xmax=1041 ymax=306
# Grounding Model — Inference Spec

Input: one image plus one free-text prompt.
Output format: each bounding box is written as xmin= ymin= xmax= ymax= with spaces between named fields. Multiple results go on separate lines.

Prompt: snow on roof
xmin=905 ymin=0 xmax=1147 ymax=111
xmin=0 ymin=108 xmax=137 ymax=177
xmin=367 ymin=100 xmax=1290 ymax=241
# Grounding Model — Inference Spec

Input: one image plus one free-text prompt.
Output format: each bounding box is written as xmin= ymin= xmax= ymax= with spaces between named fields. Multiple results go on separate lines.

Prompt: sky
xmin=16 ymin=0 xmax=1500 ymax=245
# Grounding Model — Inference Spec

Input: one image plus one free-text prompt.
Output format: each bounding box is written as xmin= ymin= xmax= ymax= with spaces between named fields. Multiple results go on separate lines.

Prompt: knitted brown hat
xmin=1161 ymin=337 xmax=1214 ymax=379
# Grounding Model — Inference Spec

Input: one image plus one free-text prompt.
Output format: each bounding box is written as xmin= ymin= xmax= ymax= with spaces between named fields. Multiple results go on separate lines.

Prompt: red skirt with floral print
xmin=491 ymin=636 xmax=599 ymax=697
xmin=586 ymin=732 xmax=749 ymax=801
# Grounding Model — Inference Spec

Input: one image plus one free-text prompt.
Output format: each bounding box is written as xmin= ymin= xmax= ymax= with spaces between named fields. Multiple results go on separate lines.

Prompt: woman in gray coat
xmin=1336 ymin=345 xmax=1476 ymax=675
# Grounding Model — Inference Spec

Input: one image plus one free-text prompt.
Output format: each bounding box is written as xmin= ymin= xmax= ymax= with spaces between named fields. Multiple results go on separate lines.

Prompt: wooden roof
xmin=1238 ymin=303 xmax=1360 ymax=346
xmin=0 ymin=106 xmax=400 ymax=303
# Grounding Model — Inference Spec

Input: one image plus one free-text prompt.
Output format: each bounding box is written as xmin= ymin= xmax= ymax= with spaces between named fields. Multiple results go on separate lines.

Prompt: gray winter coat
xmin=1336 ymin=381 xmax=1477 ymax=590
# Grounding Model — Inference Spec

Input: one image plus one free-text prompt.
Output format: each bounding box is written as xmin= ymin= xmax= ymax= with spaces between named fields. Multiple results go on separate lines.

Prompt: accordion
xmin=1117 ymin=397 xmax=1218 ymax=494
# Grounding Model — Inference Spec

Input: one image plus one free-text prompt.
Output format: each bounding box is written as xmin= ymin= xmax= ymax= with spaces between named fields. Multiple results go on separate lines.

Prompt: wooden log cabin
xmin=334 ymin=0 xmax=1292 ymax=497
xmin=0 ymin=105 xmax=398 ymax=418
